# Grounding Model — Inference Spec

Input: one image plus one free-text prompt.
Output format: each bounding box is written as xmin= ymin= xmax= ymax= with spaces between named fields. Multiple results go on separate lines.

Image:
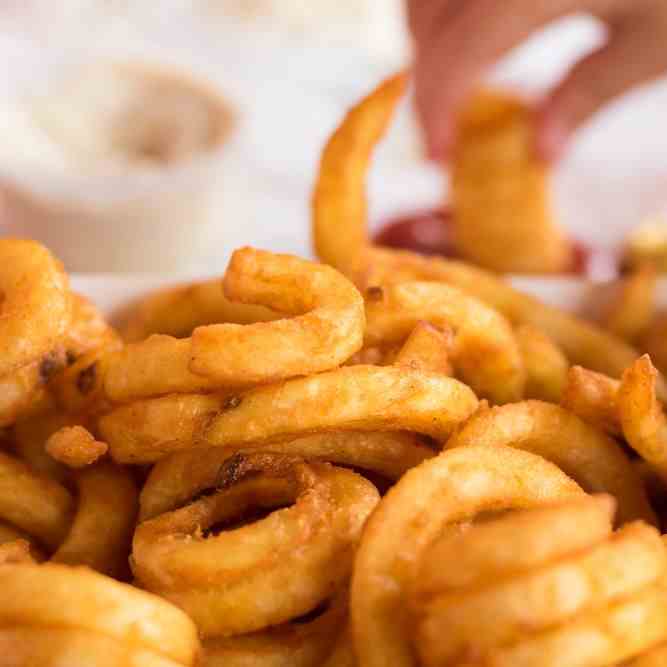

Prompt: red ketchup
xmin=374 ymin=209 xmax=618 ymax=280
xmin=373 ymin=208 xmax=457 ymax=257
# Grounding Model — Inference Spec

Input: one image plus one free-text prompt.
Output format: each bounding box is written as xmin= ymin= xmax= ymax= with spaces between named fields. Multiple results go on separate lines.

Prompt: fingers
xmin=537 ymin=6 xmax=667 ymax=160
xmin=411 ymin=0 xmax=580 ymax=160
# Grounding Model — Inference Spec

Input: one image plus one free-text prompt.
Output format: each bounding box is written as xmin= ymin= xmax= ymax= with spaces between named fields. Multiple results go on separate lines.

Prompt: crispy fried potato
xmin=0 ymin=351 xmax=66 ymax=428
xmin=363 ymin=247 xmax=651 ymax=389
xmin=445 ymin=400 xmax=656 ymax=525
xmin=413 ymin=520 xmax=665 ymax=664
xmin=100 ymin=366 xmax=479 ymax=464
xmin=189 ymin=247 xmax=365 ymax=383
xmin=561 ymin=365 xmax=622 ymax=437
xmin=0 ymin=563 xmax=200 ymax=664
xmin=51 ymin=463 xmax=137 ymax=577
xmin=203 ymin=592 xmax=347 ymax=667
xmin=0 ymin=451 xmax=73 ymax=550
xmin=365 ymin=282 xmax=524 ymax=403
xmin=619 ymin=355 xmax=667 ymax=484
xmin=451 ymin=90 xmax=571 ymax=273
xmin=640 ymin=310 xmax=667 ymax=376
xmin=453 ymin=579 xmax=667 ymax=667
xmin=119 ymin=276 xmax=276 ymax=343
xmin=602 ymin=265 xmax=657 ymax=343
xmin=105 ymin=249 xmax=364 ymax=402
xmin=516 ymin=325 xmax=568 ymax=402
xmin=312 ymin=73 xmax=407 ymax=276
xmin=0 ymin=239 xmax=70 ymax=377
xmin=46 ymin=425 xmax=108 ymax=468
xmin=412 ymin=495 xmax=615 ymax=593
xmin=65 ymin=293 xmax=121 ymax=361
xmin=139 ymin=433 xmax=433 ymax=522
xmin=350 ymin=445 xmax=583 ymax=667
xmin=394 ymin=321 xmax=453 ymax=375
xmin=132 ymin=454 xmax=378 ymax=638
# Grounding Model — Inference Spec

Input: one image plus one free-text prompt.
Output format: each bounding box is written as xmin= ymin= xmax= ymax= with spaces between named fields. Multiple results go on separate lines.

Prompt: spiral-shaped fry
xmin=99 ymin=365 xmax=478 ymax=464
xmin=139 ymin=434 xmax=432 ymax=522
xmin=104 ymin=248 xmax=365 ymax=402
xmin=363 ymin=281 xmax=525 ymax=403
xmin=0 ymin=563 xmax=200 ymax=666
xmin=48 ymin=294 xmax=123 ymax=416
xmin=132 ymin=452 xmax=379 ymax=638
xmin=0 ymin=449 xmax=136 ymax=575
xmin=350 ymin=444 xmax=583 ymax=667
xmin=202 ymin=591 xmax=348 ymax=667
xmin=410 ymin=497 xmax=667 ymax=667
xmin=445 ymin=400 xmax=655 ymax=525
xmin=51 ymin=462 xmax=137 ymax=578
xmin=118 ymin=275 xmax=276 ymax=342
xmin=0 ymin=240 xmax=71 ymax=427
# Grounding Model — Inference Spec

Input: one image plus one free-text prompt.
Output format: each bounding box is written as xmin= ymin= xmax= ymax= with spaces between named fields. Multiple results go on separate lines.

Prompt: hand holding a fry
xmin=408 ymin=0 xmax=667 ymax=160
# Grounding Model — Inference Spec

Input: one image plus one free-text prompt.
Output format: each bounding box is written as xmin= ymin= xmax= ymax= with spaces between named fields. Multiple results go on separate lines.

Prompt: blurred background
xmin=0 ymin=1 xmax=665 ymax=273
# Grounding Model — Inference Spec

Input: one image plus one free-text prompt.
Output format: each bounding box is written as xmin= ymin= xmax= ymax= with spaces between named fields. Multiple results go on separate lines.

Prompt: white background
xmin=0 ymin=2 xmax=665 ymax=272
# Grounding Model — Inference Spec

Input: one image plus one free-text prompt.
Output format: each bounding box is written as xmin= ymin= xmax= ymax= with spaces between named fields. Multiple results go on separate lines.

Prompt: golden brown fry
xmin=516 ymin=325 xmax=568 ymax=402
xmin=640 ymin=310 xmax=667 ymax=376
xmin=46 ymin=425 xmax=108 ymax=468
xmin=394 ymin=321 xmax=453 ymax=375
xmin=51 ymin=463 xmax=137 ymax=577
xmin=363 ymin=246 xmax=649 ymax=387
xmin=413 ymin=495 xmax=615 ymax=593
xmin=619 ymin=355 xmax=667 ymax=484
xmin=0 ymin=628 xmax=190 ymax=666
xmin=203 ymin=592 xmax=347 ymax=667
xmin=65 ymin=292 xmax=121 ymax=362
xmin=12 ymin=409 xmax=73 ymax=483
xmin=0 ymin=522 xmax=43 ymax=557
xmin=118 ymin=275 xmax=276 ymax=342
xmin=451 ymin=90 xmax=571 ymax=273
xmin=312 ymin=72 xmax=407 ymax=276
xmin=561 ymin=365 xmax=622 ymax=437
xmin=445 ymin=400 xmax=655 ymax=525
xmin=350 ymin=445 xmax=583 ymax=667
xmin=0 ymin=451 xmax=73 ymax=550
xmin=105 ymin=249 xmax=364 ymax=402
xmin=365 ymin=282 xmax=524 ymax=403
xmin=100 ymin=366 xmax=479 ymax=464
xmin=455 ymin=580 xmax=667 ymax=667
xmin=321 ymin=625 xmax=357 ymax=667
xmin=602 ymin=265 xmax=657 ymax=343
xmin=189 ymin=247 xmax=365 ymax=383
xmin=139 ymin=433 xmax=433 ymax=522
xmin=623 ymin=217 xmax=667 ymax=273
xmin=133 ymin=453 xmax=379 ymax=638
xmin=0 ymin=351 xmax=66 ymax=428
xmin=0 ymin=563 xmax=200 ymax=665
xmin=0 ymin=239 xmax=70 ymax=378
xmin=49 ymin=341 xmax=122 ymax=416
xmin=0 ymin=539 xmax=37 ymax=566
xmin=346 ymin=343 xmax=401 ymax=366
xmin=627 ymin=643 xmax=667 ymax=666
xmin=413 ymin=520 xmax=665 ymax=664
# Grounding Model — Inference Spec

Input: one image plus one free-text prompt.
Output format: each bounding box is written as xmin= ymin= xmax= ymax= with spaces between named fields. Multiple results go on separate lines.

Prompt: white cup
xmin=0 ymin=61 xmax=234 ymax=272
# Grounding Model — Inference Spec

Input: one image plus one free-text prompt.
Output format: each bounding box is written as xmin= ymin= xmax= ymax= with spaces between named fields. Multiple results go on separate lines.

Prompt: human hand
xmin=407 ymin=0 xmax=667 ymax=160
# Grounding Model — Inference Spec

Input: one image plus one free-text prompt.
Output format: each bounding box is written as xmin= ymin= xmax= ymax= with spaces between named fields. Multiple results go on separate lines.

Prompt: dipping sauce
xmin=375 ymin=208 xmax=618 ymax=280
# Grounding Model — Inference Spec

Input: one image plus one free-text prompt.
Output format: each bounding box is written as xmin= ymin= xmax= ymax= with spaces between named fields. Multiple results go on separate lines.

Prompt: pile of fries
xmin=2 ymin=74 xmax=667 ymax=666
